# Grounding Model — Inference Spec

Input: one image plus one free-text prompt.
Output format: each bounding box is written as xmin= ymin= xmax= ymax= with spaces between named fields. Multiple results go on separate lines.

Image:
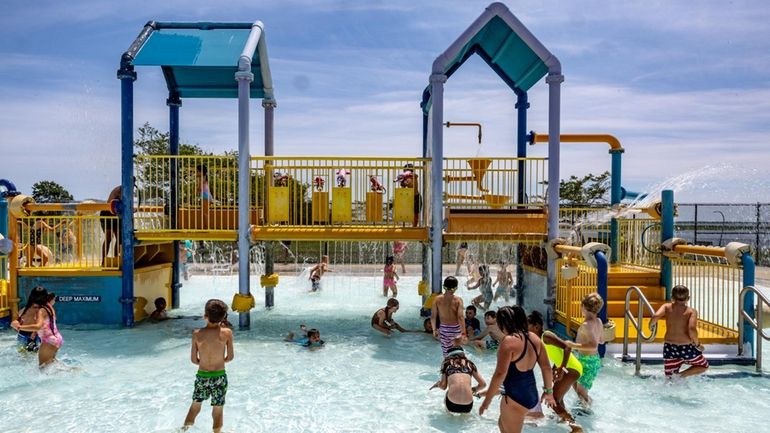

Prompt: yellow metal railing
xmin=16 ymin=215 xmax=119 ymax=270
xmin=443 ymin=158 xmax=547 ymax=209
xmin=0 ymin=279 xmax=9 ymax=318
xmin=251 ymin=157 xmax=428 ymax=227
xmin=555 ymin=257 xmax=598 ymax=336
xmin=617 ymin=218 xmax=661 ymax=268
xmin=671 ymin=253 xmax=742 ymax=335
xmin=558 ymin=207 xmax=611 ymax=242
xmin=134 ymin=155 xmax=242 ymax=232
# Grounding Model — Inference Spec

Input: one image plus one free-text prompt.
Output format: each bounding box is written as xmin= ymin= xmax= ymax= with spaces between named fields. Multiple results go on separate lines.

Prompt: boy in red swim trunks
xmin=650 ymin=285 xmax=709 ymax=378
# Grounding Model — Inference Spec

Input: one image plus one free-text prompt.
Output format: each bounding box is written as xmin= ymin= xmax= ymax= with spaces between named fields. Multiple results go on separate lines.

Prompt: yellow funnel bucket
xmin=467 ymin=159 xmax=491 ymax=192
xmin=482 ymin=194 xmax=511 ymax=209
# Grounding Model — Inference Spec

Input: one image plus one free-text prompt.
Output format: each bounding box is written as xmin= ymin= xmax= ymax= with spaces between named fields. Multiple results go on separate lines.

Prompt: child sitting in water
xmin=309 ymin=255 xmax=332 ymax=292
xmin=149 ymin=297 xmax=169 ymax=321
xmin=565 ymin=293 xmax=605 ymax=406
xmin=650 ymin=285 xmax=709 ymax=378
xmin=470 ymin=310 xmax=504 ymax=350
xmin=464 ymin=305 xmax=481 ymax=337
xmin=382 ymin=255 xmax=399 ymax=298
xmin=183 ymin=299 xmax=234 ymax=433
xmin=371 ymin=298 xmax=409 ymax=336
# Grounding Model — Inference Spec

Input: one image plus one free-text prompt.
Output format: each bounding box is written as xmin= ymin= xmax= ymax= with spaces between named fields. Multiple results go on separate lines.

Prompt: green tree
xmin=31 ymin=180 xmax=74 ymax=203
xmin=559 ymin=171 xmax=610 ymax=206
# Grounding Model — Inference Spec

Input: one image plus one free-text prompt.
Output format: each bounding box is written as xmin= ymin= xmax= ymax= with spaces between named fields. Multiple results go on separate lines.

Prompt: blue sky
xmin=2 ymin=0 xmax=770 ymax=202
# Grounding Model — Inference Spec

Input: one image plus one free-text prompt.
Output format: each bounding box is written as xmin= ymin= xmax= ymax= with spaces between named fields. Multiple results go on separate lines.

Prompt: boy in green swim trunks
xmin=183 ymin=299 xmax=234 ymax=433
xmin=565 ymin=293 xmax=605 ymax=406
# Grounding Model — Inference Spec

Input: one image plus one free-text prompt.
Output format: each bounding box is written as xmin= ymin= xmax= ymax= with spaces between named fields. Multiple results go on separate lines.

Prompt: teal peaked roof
xmin=124 ymin=22 xmax=274 ymax=100
xmin=422 ymin=3 xmax=560 ymax=113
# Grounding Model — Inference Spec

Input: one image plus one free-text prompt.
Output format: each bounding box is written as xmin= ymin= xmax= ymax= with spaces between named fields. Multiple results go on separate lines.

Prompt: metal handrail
xmin=622 ymin=285 xmax=659 ymax=376
xmin=738 ymin=285 xmax=770 ymax=372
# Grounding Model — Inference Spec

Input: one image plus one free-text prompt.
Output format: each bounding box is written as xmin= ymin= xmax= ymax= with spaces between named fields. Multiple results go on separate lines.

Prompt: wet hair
xmin=465 ymin=305 xmax=477 ymax=314
xmin=196 ymin=164 xmax=208 ymax=179
xmin=154 ymin=297 xmax=167 ymax=309
xmin=386 ymin=298 xmax=399 ymax=308
xmin=20 ymin=286 xmax=48 ymax=317
xmin=582 ymin=293 xmax=604 ymax=314
xmin=479 ymin=264 xmax=490 ymax=278
xmin=46 ymin=292 xmax=56 ymax=303
xmin=484 ymin=310 xmax=496 ymax=320
xmin=443 ymin=276 xmax=458 ymax=291
xmin=205 ymin=299 xmax=228 ymax=324
xmin=385 ymin=255 xmax=394 ymax=266
xmin=527 ymin=310 xmax=544 ymax=328
xmin=672 ymin=285 xmax=690 ymax=302
xmin=496 ymin=305 xmax=528 ymax=336
xmin=307 ymin=328 xmax=320 ymax=339
xmin=441 ymin=354 xmax=477 ymax=376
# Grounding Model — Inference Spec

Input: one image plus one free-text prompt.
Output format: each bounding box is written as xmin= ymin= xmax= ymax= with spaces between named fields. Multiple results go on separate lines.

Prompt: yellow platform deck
xmin=559 ymin=314 xmax=738 ymax=344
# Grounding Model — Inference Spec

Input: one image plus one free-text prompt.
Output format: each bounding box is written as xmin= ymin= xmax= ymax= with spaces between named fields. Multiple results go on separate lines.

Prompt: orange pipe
xmin=672 ymin=244 xmax=726 ymax=258
xmin=531 ymin=133 xmax=624 ymax=152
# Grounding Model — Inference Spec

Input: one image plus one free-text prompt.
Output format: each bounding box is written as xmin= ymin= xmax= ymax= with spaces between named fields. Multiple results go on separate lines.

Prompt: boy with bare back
xmin=183 ymin=299 xmax=234 ymax=433
xmin=650 ymin=285 xmax=709 ymax=378
xmin=309 ymin=255 xmax=332 ymax=292
xmin=564 ymin=293 xmax=604 ymax=405
xmin=431 ymin=276 xmax=467 ymax=357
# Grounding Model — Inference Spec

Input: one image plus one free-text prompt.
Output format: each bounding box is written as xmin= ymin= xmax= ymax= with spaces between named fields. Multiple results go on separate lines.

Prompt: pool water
xmin=2 ymin=274 xmax=770 ymax=433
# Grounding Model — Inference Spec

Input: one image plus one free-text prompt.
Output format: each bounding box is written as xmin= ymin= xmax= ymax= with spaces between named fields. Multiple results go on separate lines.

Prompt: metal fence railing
xmin=671 ymin=253 xmax=742 ymax=336
xmin=443 ymin=158 xmax=547 ymax=209
xmin=555 ymin=257 xmax=598 ymax=336
xmin=16 ymin=215 xmax=120 ymax=270
xmin=677 ymin=203 xmax=770 ymax=266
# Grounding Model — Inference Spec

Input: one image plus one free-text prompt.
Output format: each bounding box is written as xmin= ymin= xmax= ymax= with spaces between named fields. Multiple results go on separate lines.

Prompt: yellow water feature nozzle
xmin=232 ymin=292 xmax=256 ymax=313
xmin=418 ymin=280 xmax=429 ymax=297
xmin=8 ymin=195 xmax=35 ymax=218
xmin=422 ymin=292 xmax=438 ymax=310
xmin=260 ymin=273 xmax=280 ymax=287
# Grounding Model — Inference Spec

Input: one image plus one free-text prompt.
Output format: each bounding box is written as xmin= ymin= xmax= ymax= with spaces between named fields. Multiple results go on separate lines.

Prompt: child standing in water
xmin=309 ymin=255 xmax=332 ymax=292
xmin=11 ymin=287 xmax=63 ymax=367
xmin=13 ymin=286 xmax=46 ymax=353
xmin=468 ymin=265 xmax=493 ymax=311
xmin=197 ymin=164 xmax=212 ymax=229
xmin=431 ymin=276 xmax=467 ymax=357
xmin=382 ymin=255 xmax=399 ymax=298
xmin=650 ymin=285 xmax=709 ymax=378
xmin=565 ymin=293 xmax=604 ymax=406
xmin=183 ymin=299 xmax=234 ymax=433
xmin=492 ymin=262 xmax=513 ymax=304
xmin=392 ymin=241 xmax=408 ymax=274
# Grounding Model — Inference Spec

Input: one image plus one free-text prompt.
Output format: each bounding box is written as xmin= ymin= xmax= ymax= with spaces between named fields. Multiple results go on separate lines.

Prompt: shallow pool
xmin=1 ymin=274 xmax=769 ymax=433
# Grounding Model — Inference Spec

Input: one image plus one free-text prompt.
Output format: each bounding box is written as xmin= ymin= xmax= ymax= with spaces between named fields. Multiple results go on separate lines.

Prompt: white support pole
xmin=545 ymin=72 xmax=564 ymax=320
xmin=429 ymin=73 xmax=447 ymax=294
xmin=235 ymin=69 xmax=254 ymax=328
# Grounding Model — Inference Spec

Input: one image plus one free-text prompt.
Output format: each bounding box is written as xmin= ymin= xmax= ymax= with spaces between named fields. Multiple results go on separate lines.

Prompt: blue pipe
xmin=515 ymin=91 xmax=528 ymax=304
xmin=742 ymin=252 xmax=756 ymax=355
xmin=168 ymin=94 xmax=181 ymax=309
xmin=595 ymin=250 xmax=608 ymax=357
xmin=118 ymin=65 xmax=137 ymax=328
xmin=609 ymin=150 xmax=622 ymax=263
xmin=660 ymin=190 xmax=674 ymax=300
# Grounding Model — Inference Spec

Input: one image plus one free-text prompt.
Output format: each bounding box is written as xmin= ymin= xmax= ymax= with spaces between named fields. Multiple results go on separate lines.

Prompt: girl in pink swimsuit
xmin=14 ymin=289 xmax=63 ymax=367
xmin=382 ymin=256 xmax=399 ymax=298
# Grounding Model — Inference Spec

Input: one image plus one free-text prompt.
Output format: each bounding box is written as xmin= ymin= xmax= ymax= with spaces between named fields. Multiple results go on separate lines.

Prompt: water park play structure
xmin=0 ymin=3 xmax=765 ymax=368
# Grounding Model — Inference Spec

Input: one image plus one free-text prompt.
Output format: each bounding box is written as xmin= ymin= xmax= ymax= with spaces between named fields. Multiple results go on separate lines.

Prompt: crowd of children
xmin=9 ymin=269 xmax=708 ymax=432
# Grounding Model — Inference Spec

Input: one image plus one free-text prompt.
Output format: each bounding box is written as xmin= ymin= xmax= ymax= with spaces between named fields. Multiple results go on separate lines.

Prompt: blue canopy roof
xmin=124 ymin=22 xmax=274 ymax=100
xmin=422 ymin=3 xmax=560 ymax=113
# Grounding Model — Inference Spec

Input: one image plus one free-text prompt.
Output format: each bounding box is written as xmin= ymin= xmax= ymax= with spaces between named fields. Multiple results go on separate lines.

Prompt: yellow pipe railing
xmin=16 ymin=215 xmax=120 ymax=271
xmin=671 ymin=253 xmax=742 ymax=336
xmin=555 ymin=256 xmax=598 ymax=336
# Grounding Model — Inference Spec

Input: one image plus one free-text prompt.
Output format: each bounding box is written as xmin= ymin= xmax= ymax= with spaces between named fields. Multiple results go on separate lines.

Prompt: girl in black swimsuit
xmin=431 ymin=346 xmax=486 ymax=414
xmin=479 ymin=306 xmax=555 ymax=433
